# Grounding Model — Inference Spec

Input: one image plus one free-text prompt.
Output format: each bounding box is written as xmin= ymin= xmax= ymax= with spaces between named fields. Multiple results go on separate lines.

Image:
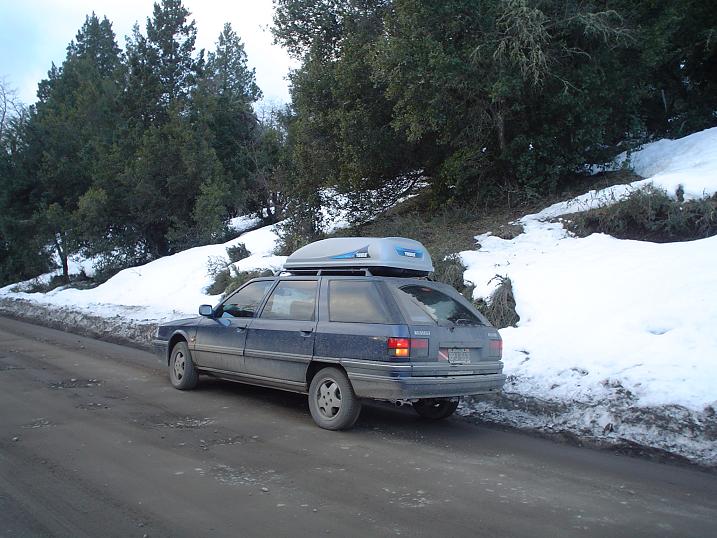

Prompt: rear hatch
xmin=388 ymin=281 xmax=503 ymax=376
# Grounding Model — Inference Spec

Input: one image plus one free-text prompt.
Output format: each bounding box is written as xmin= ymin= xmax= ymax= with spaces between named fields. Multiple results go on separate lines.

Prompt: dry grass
xmin=474 ymin=275 xmax=520 ymax=329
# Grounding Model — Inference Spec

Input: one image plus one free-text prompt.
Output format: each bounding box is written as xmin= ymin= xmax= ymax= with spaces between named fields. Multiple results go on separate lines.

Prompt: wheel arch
xmin=306 ymin=360 xmax=347 ymax=388
xmin=167 ymin=332 xmax=190 ymax=365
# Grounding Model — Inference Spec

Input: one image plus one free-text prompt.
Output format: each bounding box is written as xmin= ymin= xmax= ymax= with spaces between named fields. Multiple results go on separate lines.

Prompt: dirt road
xmin=1 ymin=316 xmax=715 ymax=537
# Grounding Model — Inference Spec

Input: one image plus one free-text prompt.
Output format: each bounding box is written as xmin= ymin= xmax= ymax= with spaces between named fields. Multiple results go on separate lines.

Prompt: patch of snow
xmin=0 ymin=223 xmax=286 ymax=322
xmin=229 ymin=214 xmax=262 ymax=233
xmin=460 ymin=127 xmax=717 ymax=463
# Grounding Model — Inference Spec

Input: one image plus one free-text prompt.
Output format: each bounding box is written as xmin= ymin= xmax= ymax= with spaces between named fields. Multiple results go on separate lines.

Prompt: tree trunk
xmin=54 ymin=234 xmax=69 ymax=283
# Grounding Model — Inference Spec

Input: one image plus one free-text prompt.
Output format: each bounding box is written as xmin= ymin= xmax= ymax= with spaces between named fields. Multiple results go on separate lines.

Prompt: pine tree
xmin=197 ymin=23 xmax=263 ymax=217
xmin=18 ymin=13 xmax=124 ymax=281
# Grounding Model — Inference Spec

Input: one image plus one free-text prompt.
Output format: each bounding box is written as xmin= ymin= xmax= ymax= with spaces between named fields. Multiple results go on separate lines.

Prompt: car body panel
xmin=154 ymin=274 xmax=506 ymax=401
xmin=193 ymin=316 xmax=251 ymax=372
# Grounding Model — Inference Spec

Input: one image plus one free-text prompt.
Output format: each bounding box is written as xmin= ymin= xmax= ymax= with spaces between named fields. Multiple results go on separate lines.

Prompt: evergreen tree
xmin=14 ymin=13 xmax=124 ymax=281
xmin=195 ymin=23 xmax=263 ymax=218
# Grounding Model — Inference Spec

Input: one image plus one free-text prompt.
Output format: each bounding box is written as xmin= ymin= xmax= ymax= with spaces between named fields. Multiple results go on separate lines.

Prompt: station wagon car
xmin=153 ymin=237 xmax=506 ymax=430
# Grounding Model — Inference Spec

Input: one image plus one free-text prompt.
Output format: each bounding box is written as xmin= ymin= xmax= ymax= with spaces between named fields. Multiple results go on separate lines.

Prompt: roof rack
xmin=283 ymin=237 xmax=434 ymax=277
xmin=281 ymin=268 xmax=374 ymax=277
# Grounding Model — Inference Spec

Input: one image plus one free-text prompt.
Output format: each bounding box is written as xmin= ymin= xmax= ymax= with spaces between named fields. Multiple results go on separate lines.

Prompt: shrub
xmin=22 ymin=270 xmax=94 ymax=293
xmin=226 ymin=243 xmax=250 ymax=263
xmin=206 ymin=268 xmax=232 ymax=296
xmin=206 ymin=268 xmax=275 ymax=297
xmin=566 ymin=186 xmax=717 ymax=242
xmin=474 ymin=275 xmax=520 ymax=329
xmin=432 ymin=254 xmax=473 ymax=299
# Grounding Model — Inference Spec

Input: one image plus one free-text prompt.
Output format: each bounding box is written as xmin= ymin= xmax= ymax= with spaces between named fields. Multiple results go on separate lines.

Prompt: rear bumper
xmin=343 ymin=359 xmax=506 ymax=400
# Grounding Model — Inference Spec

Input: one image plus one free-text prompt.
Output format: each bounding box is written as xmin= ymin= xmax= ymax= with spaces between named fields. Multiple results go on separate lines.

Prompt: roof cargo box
xmin=284 ymin=237 xmax=434 ymax=277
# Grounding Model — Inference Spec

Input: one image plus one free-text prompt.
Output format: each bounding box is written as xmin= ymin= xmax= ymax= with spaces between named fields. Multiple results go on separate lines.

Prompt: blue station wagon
xmin=153 ymin=237 xmax=506 ymax=430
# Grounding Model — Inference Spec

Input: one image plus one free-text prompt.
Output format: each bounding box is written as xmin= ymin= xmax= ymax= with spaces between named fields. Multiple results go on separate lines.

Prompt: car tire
xmin=413 ymin=398 xmax=459 ymax=420
xmin=169 ymin=341 xmax=199 ymax=390
xmin=308 ymin=367 xmax=361 ymax=430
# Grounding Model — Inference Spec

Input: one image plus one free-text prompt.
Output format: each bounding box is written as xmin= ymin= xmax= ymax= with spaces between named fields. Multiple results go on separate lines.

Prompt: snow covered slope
xmin=460 ymin=127 xmax=717 ymax=463
xmin=0 ymin=225 xmax=286 ymax=322
xmin=1 ymin=127 xmax=715 ymax=464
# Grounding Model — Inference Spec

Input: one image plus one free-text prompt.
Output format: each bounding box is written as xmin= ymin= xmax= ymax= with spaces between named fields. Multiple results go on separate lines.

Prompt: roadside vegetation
xmin=566 ymin=186 xmax=717 ymax=243
xmin=2 ymin=0 xmax=716 ymax=287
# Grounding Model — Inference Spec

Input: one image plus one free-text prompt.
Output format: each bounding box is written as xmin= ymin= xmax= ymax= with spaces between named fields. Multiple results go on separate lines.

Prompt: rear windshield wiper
xmin=453 ymin=318 xmax=482 ymax=326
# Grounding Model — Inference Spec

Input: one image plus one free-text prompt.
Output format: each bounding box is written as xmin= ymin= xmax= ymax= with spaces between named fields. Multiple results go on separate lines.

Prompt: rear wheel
xmin=308 ymin=367 xmax=361 ymax=430
xmin=413 ymin=398 xmax=459 ymax=420
xmin=169 ymin=341 xmax=198 ymax=390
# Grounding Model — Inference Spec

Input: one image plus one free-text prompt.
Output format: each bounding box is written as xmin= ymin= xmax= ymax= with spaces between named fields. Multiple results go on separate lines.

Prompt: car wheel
xmin=413 ymin=398 xmax=459 ymax=420
xmin=169 ymin=341 xmax=198 ymax=390
xmin=308 ymin=367 xmax=361 ymax=430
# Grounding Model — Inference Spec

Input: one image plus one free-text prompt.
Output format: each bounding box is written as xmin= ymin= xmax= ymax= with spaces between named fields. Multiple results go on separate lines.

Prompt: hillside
xmin=2 ymin=127 xmax=716 ymax=465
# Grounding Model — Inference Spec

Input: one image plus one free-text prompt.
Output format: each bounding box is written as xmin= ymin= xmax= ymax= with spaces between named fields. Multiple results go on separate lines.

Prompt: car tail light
xmin=388 ymin=337 xmax=410 ymax=358
xmin=387 ymin=338 xmax=429 ymax=359
xmin=410 ymin=338 xmax=429 ymax=358
xmin=489 ymin=339 xmax=503 ymax=357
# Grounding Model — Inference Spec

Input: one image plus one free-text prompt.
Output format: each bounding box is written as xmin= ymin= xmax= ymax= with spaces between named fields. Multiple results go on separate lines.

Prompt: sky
xmin=0 ymin=0 xmax=295 ymax=108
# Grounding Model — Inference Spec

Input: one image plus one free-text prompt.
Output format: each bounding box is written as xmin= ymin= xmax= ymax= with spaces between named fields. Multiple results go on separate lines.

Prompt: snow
xmin=549 ymin=127 xmax=717 ymax=220
xmin=2 ymin=128 xmax=717 ymax=463
xmin=460 ymin=127 xmax=717 ymax=462
xmin=1 ymin=223 xmax=286 ymax=322
xmin=228 ymin=214 xmax=262 ymax=233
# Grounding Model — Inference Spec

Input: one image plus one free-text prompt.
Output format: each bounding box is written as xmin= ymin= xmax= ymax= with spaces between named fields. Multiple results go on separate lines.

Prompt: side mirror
xmin=198 ymin=304 xmax=214 ymax=317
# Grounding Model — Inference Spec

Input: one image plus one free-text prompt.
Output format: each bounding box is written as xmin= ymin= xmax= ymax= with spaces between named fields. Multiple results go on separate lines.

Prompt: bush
xmin=22 ymin=270 xmax=94 ymax=293
xmin=206 ymin=268 xmax=275 ymax=297
xmin=474 ymin=275 xmax=520 ymax=329
xmin=566 ymin=186 xmax=717 ymax=242
xmin=226 ymin=243 xmax=250 ymax=263
xmin=206 ymin=268 xmax=232 ymax=296
xmin=432 ymin=254 xmax=473 ymax=299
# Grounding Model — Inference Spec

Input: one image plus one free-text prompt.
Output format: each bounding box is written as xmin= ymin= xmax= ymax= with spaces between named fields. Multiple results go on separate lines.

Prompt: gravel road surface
xmin=1 ymin=316 xmax=715 ymax=537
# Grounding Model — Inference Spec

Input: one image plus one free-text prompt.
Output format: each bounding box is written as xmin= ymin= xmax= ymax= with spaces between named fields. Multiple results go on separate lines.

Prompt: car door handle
xmin=235 ymin=326 xmax=246 ymax=333
xmin=300 ymin=329 xmax=314 ymax=336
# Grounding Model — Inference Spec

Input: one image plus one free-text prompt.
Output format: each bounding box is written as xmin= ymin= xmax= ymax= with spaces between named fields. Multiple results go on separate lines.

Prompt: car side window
xmin=329 ymin=280 xmax=391 ymax=324
xmin=260 ymin=280 xmax=317 ymax=321
xmin=221 ymin=280 xmax=274 ymax=318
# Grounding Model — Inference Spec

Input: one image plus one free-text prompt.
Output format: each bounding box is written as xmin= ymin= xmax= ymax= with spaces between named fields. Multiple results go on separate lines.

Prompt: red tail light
xmin=489 ymin=339 xmax=503 ymax=357
xmin=387 ymin=338 xmax=429 ymax=358
xmin=388 ymin=337 xmax=410 ymax=358
xmin=410 ymin=338 xmax=428 ymax=349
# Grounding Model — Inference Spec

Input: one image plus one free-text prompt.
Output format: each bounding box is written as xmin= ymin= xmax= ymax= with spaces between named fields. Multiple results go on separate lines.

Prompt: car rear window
xmin=328 ymin=280 xmax=391 ymax=324
xmin=393 ymin=284 xmax=483 ymax=325
xmin=260 ymin=280 xmax=317 ymax=321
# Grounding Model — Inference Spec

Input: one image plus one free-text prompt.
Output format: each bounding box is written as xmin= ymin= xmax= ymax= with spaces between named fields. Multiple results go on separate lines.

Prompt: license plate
xmin=447 ymin=348 xmax=472 ymax=365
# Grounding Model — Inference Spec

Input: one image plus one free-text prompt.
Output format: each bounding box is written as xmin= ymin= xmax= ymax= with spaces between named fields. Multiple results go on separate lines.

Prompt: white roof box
xmin=284 ymin=237 xmax=434 ymax=276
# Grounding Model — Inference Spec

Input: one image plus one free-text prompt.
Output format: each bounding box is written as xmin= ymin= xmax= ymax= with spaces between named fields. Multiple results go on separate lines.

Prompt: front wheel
xmin=308 ymin=367 xmax=361 ymax=430
xmin=169 ymin=341 xmax=198 ymax=390
xmin=413 ymin=398 xmax=459 ymax=420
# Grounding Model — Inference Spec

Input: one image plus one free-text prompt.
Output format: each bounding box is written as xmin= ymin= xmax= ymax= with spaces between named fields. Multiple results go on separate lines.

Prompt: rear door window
xmin=328 ymin=280 xmax=391 ymax=324
xmin=393 ymin=284 xmax=483 ymax=325
xmin=221 ymin=280 xmax=274 ymax=318
xmin=260 ymin=280 xmax=317 ymax=321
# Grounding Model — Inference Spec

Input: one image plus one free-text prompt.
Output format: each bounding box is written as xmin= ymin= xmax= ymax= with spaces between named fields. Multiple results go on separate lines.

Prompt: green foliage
xmin=207 ymin=268 xmax=274 ymax=297
xmin=226 ymin=243 xmax=249 ymax=263
xmin=2 ymin=0 xmax=717 ymax=288
xmin=274 ymin=0 xmax=717 ymax=227
xmin=567 ymin=186 xmax=717 ymax=242
xmin=22 ymin=271 xmax=93 ymax=294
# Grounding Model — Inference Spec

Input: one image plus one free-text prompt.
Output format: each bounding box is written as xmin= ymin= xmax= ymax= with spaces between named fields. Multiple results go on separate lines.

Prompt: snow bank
xmin=1 ymin=224 xmax=286 ymax=322
xmin=461 ymin=127 xmax=717 ymax=463
xmin=546 ymin=127 xmax=717 ymax=221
